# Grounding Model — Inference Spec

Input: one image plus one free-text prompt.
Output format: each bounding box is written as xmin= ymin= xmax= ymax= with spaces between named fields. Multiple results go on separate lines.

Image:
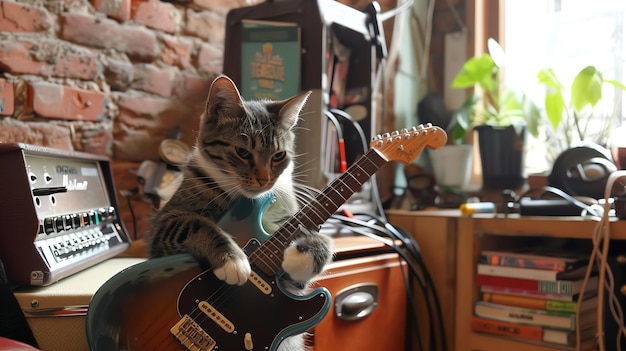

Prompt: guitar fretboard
xmin=249 ymin=148 xmax=387 ymax=275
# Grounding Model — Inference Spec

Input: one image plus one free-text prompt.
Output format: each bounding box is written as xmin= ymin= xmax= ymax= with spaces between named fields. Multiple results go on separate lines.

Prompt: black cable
xmin=517 ymin=185 xmax=601 ymax=217
xmin=328 ymin=86 xmax=447 ymax=351
xmin=120 ymin=189 xmax=138 ymax=241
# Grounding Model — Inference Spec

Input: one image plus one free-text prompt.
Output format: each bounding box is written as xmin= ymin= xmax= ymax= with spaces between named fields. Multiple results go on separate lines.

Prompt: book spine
xmin=480 ymin=253 xmax=568 ymax=272
xmin=483 ymin=292 xmax=547 ymax=310
xmin=483 ymin=292 xmax=577 ymax=312
xmin=480 ymin=285 xmax=588 ymax=302
xmin=476 ymin=274 xmax=583 ymax=294
xmin=477 ymin=264 xmax=559 ymax=281
xmin=544 ymin=300 xmax=578 ymax=313
xmin=471 ymin=316 xmax=543 ymax=341
xmin=474 ymin=302 xmax=576 ymax=330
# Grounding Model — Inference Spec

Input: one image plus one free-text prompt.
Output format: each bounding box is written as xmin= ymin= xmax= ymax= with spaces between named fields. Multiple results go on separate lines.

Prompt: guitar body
xmin=87 ymin=196 xmax=331 ymax=351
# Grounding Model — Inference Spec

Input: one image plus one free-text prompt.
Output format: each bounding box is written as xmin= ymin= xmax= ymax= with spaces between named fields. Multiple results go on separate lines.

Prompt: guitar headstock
xmin=370 ymin=124 xmax=447 ymax=165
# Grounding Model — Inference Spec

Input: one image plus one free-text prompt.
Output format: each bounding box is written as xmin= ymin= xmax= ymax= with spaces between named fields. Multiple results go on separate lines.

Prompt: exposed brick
xmin=185 ymin=9 xmax=224 ymax=43
xmin=0 ymin=39 xmax=100 ymax=80
xmin=196 ymin=43 xmax=222 ymax=75
xmin=104 ymin=58 xmax=134 ymax=90
xmin=28 ymin=82 xmax=107 ymax=121
xmin=160 ymin=35 xmax=192 ymax=69
xmin=192 ymin=0 xmax=243 ymax=16
xmin=173 ymin=73 xmax=212 ymax=102
xmin=0 ymin=118 xmax=72 ymax=150
xmin=81 ymin=127 xmax=113 ymax=156
xmin=114 ymin=96 xmax=201 ymax=161
xmin=91 ymin=0 xmax=131 ymax=22
xmin=0 ymin=78 xmax=14 ymax=116
xmin=53 ymin=45 xmax=100 ymax=80
xmin=0 ymin=1 xmax=53 ymax=33
xmin=132 ymin=0 xmax=179 ymax=34
xmin=61 ymin=13 xmax=158 ymax=62
xmin=131 ymin=64 xmax=174 ymax=97
xmin=117 ymin=92 xmax=173 ymax=116
xmin=0 ymin=41 xmax=45 ymax=76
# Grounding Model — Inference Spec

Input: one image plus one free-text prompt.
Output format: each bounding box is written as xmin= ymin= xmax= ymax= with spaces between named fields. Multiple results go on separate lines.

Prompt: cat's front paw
xmin=282 ymin=230 xmax=333 ymax=284
xmin=282 ymin=245 xmax=315 ymax=283
xmin=213 ymin=255 xmax=251 ymax=285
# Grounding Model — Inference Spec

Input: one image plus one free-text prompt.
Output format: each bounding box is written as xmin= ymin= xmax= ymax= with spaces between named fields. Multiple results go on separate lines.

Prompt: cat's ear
xmin=277 ymin=91 xmax=312 ymax=129
xmin=204 ymin=75 xmax=244 ymax=124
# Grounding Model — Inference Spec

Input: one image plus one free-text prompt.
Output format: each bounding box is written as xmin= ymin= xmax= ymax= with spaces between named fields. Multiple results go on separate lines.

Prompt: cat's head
xmin=192 ymin=75 xmax=311 ymax=199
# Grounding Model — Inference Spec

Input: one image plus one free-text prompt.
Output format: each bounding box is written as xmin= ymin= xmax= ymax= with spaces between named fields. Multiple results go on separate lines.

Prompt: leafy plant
xmin=537 ymin=65 xmax=626 ymax=151
xmin=451 ymin=47 xmax=540 ymax=143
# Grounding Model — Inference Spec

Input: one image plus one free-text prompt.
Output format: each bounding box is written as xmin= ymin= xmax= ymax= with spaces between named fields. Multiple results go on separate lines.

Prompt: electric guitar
xmin=86 ymin=124 xmax=447 ymax=351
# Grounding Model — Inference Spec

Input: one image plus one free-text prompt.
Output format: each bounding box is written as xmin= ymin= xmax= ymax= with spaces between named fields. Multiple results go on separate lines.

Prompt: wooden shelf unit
xmin=454 ymin=215 xmax=626 ymax=351
xmin=386 ymin=210 xmax=626 ymax=351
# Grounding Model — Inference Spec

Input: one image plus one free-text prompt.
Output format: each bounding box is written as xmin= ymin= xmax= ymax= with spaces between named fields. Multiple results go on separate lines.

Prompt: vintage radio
xmin=0 ymin=143 xmax=131 ymax=286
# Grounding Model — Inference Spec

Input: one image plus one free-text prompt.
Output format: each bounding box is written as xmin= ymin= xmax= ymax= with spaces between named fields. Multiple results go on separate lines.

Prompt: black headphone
xmin=547 ymin=143 xmax=618 ymax=199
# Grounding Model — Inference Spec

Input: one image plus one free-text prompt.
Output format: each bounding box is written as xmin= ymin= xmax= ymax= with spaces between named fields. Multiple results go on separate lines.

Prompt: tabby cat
xmin=144 ymin=75 xmax=334 ymax=350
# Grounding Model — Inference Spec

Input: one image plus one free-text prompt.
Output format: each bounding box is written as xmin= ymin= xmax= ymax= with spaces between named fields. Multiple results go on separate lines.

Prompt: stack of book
xmin=472 ymin=247 xmax=598 ymax=348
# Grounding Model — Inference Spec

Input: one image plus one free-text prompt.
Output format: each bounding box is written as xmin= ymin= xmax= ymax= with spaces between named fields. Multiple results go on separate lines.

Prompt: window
xmin=501 ymin=0 xmax=626 ymax=172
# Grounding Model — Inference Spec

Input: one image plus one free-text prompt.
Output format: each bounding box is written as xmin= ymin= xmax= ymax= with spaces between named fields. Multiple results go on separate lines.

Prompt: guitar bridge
xmin=171 ymin=314 xmax=216 ymax=351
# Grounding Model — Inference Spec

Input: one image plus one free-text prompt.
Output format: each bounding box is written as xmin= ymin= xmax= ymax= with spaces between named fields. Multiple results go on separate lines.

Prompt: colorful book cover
xmin=240 ymin=19 xmax=301 ymax=101
xmin=476 ymin=263 xmax=591 ymax=281
xmin=474 ymin=301 xmax=593 ymax=330
xmin=480 ymin=285 xmax=598 ymax=302
xmin=482 ymin=292 xmax=598 ymax=313
xmin=479 ymin=247 xmax=589 ymax=272
xmin=476 ymin=274 xmax=598 ymax=295
xmin=471 ymin=316 xmax=542 ymax=341
xmin=472 ymin=316 xmax=597 ymax=347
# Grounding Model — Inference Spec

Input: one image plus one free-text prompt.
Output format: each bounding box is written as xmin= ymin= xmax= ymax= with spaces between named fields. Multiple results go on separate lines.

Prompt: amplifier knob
xmin=44 ymin=218 xmax=54 ymax=234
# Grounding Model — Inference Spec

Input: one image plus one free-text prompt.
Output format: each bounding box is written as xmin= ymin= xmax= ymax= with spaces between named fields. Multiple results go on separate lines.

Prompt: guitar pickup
xmin=249 ymin=271 xmax=272 ymax=295
xmin=171 ymin=314 xmax=216 ymax=351
xmin=199 ymin=301 xmax=235 ymax=333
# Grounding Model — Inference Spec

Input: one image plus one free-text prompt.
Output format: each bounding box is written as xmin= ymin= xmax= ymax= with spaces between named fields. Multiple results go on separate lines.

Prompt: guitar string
xmin=258 ymin=154 xmax=381 ymax=270
xmin=247 ymin=155 xmax=380 ymax=274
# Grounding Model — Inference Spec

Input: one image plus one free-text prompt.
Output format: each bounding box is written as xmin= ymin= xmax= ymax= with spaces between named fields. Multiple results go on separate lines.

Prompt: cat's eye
xmin=236 ymin=147 xmax=252 ymax=159
xmin=272 ymin=152 xmax=287 ymax=162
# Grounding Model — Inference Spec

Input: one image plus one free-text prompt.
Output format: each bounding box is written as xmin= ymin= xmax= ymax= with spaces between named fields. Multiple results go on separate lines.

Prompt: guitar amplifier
xmin=0 ymin=143 xmax=131 ymax=286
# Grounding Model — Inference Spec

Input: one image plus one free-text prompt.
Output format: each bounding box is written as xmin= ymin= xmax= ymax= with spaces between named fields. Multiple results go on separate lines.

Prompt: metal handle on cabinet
xmin=334 ymin=283 xmax=378 ymax=321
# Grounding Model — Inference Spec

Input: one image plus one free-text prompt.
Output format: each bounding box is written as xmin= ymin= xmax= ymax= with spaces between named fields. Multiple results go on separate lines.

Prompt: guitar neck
xmin=250 ymin=148 xmax=387 ymax=275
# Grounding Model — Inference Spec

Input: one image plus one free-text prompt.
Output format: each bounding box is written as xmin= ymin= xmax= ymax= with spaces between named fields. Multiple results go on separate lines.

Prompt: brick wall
xmin=0 ymin=0 xmax=262 ymax=239
xmin=0 ymin=0 xmax=399 ymax=240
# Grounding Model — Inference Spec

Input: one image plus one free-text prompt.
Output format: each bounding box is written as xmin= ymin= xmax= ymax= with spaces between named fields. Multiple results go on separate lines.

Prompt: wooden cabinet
xmin=307 ymin=236 xmax=408 ymax=351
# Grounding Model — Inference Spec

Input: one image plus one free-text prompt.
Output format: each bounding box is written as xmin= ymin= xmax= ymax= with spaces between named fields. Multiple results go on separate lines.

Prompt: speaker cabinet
xmin=12 ymin=258 xmax=145 ymax=351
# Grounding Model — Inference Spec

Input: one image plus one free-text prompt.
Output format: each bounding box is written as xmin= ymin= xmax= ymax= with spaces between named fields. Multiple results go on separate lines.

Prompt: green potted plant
xmin=451 ymin=38 xmax=540 ymax=189
xmin=537 ymin=65 xmax=626 ymax=162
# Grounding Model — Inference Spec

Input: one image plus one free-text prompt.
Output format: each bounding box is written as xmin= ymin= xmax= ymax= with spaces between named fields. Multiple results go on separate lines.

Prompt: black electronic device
xmin=548 ymin=143 xmax=617 ymax=199
xmin=0 ymin=143 xmax=130 ymax=286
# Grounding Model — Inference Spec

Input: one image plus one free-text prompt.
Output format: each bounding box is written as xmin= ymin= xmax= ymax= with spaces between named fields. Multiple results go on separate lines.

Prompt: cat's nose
xmin=257 ymin=178 xmax=271 ymax=186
